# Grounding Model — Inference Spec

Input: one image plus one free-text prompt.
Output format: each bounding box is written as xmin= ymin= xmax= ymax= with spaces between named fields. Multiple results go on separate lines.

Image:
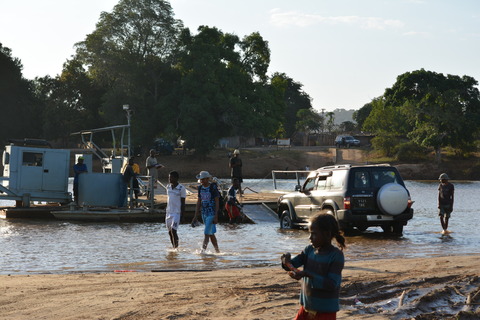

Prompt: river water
xmin=0 ymin=179 xmax=479 ymax=274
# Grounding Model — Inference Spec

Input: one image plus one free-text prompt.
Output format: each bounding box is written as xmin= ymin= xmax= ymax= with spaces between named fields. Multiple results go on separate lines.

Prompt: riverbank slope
xmin=150 ymin=146 xmax=480 ymax=181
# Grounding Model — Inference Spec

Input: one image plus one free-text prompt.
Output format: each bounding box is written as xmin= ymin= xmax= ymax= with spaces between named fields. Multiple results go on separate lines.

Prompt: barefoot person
xmin=229 ymin=149 xmax=243 ymax=196
xmin=192 ymin=171 xmax=220 ymax=253
xmin=282 ymin=213 xmax=346 ymax=320
xmin=438 ymin=173 xmax=454 ymax=234
xmin=225 ymin=178 xmax=242 ymax=224
xmin=166 ymin=171 xmax=186 ymax=249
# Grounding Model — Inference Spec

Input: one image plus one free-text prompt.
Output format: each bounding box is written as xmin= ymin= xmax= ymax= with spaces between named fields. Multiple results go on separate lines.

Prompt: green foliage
xmin=0 ymin=43 xmax=42 ymax=144
xmin=395 ymin=141 xmax=428 ymax=162
xmin=370 ymin=135 xmax=401 ymax=157
xmin=175 ymin=26 xmax=283 ymax=155
xmin=74 ymin=0 xmax=183 ymax=140
xmin=295 ymin=109 xmax=324 ymax=133
xmin=364 ymin=69 xmax=480 ymax=162
xmin=34 ymin=59 xmax=107 ymax=144
xmin=353 ymin=101 xmax=373 ymax=131
xmin=271 ymin=72 xmax=313 ymax=138
xmin=338 ymin=121 xmax=356 ymax=133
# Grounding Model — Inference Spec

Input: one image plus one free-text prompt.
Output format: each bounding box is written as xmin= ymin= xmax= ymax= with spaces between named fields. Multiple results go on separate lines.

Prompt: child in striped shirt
xmin=282 ymin=213 xmax=346 ymax=320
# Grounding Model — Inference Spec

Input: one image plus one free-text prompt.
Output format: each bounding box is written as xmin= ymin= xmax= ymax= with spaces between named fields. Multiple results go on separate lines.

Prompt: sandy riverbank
xmin=1 ymin=255 xmax=479 ymax=320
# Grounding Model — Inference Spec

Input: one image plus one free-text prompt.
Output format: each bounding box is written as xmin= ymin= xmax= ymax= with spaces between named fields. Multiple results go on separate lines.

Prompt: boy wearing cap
xmin=73 ymin=156 xmax=88 ymax=204
xmin=438 ymin=173 xmax=454 ymax=234
xmin=193 ymin=171 xmax=220 ymax=253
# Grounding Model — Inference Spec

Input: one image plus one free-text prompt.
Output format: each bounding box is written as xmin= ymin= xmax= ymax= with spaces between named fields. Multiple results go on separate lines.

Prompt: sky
xmin=1 ymin=0 xmax=479 ymax=112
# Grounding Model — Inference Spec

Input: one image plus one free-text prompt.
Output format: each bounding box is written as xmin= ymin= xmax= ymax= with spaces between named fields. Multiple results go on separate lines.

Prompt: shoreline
xmin=1 ymin=254 xmax=479 ymax=319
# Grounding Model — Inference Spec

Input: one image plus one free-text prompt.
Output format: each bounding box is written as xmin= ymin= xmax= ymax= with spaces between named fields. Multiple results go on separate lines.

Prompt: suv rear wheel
xmin=280 ymin=211 xmax=293 ymax=229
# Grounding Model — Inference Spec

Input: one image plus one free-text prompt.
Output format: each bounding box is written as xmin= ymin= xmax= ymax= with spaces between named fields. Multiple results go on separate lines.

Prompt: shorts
xmin=202 ymin=214 xmax=217 ymax=235
xmin=294 ymin=306 xmax=336 ymax=320
xmin=438 ymin=204 xmax=453 ymax=218
xmin=166 ymin=212 xmax=180 ymax=230
xmin=225 ymin=203 xmax=240 ymax=219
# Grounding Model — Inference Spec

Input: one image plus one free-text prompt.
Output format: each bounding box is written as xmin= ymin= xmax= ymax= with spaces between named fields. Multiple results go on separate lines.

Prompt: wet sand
xmin=1 ymin=254 xmax=479 ymax=319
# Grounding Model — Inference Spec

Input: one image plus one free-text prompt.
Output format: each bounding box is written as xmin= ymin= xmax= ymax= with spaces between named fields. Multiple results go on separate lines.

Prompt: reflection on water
xmin=1 ymin=180 xmax=480 ymax=274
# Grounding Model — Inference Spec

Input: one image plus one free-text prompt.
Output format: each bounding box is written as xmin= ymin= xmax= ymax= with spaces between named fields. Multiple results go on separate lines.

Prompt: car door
xmin=293 ymin=175 xmax=317 ymax=219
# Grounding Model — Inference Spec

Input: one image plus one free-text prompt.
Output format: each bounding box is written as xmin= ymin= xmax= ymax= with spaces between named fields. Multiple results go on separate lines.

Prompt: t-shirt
xmin=198 ymin=184 xmax=220 ymax=217
xmin=73 ymin=163 xmax=88 ymax=185
xmin=166 ymin=183 xmax=186 ymax=215
xmin=227 ymin=185 xmax=237 ymax=205
xmin=123 ymin=165 xmax=135 ymax=183
xmin=230 ymin=157 xmax=242 ymax=178
xmin=438 ymin=182 xmax=454 ymax=205
xmin=146 ymin=156 xmax=158 ymax=180
xmin=290 ymin=244 xmax=344 ymax=313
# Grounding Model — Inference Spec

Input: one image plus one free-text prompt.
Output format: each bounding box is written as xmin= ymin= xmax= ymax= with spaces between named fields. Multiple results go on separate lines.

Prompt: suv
xmin=335 ymin=135 xmax=360 ymax=148
xmin=277 ymin=164 xmax=414 ymax=234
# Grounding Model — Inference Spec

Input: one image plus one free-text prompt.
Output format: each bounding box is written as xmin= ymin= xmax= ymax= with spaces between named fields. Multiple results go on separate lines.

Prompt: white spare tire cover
xmin=377 ymin=183 xmax=408 ymax=216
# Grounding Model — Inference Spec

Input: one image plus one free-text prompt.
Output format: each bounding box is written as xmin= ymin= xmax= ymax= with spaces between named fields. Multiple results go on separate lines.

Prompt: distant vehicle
xmin=277 ymin=164 xmax=414 ymax=235
xmin=152 ymin=138 xmax=174 ymax=155
xmin=335 ymin=135 xmax=360 ymax=148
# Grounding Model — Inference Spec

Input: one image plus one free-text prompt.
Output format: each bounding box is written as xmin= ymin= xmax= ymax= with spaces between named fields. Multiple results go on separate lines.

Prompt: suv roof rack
xmin=319 ymin=164 xmax=352 ymax=170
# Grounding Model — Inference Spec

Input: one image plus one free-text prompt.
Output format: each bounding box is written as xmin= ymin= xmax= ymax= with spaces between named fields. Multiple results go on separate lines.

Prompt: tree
xmin=385 ymin=69 xmax=480 ymax=162
xmin=295 ymin=109 xmax=324 ymax=146
xmin=0 ymin=43 xmax=42 ymax=144
xmin=270 ymin=73 xmax=312 ymax=138
xmin=353 ymin=101 xmax=373 ymax=132
xmin=34 ymin=59 xmax=106 ymax=144
xmin=324 ymin=111 xmax=336 ymax=133
xmin=74 ymin=0 xmax=183 ymax=144
xmin=175 ymin=26 xmax=283 ymax=155
xmin=339 ymin=121 xmax=356 ymax=133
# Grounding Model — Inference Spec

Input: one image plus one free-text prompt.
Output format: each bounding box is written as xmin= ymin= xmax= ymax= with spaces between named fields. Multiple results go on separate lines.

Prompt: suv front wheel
xmin=280 ymin=211 xmax=293 ymax=229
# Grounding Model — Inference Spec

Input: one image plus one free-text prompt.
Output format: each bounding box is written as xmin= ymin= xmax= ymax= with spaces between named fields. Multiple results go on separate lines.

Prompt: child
xmin=282 ymin=213 xmax=346 ymax=320
xmin=438 ymin=173 xmax=454 ymax=234
xmin=192 ymin=171 xmax=220 ymax=253
xmin=166 ymin=171 xmax=186 ymax=249
xmin=225 ymin=178 xmax=242 ymax=224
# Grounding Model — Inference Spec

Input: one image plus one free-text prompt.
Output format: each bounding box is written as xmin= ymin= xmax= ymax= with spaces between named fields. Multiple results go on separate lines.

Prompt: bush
xmin=370 ymin=135 xmax=400 ymax=157
xmin=395 ymin=142 xmax=428 ymax=162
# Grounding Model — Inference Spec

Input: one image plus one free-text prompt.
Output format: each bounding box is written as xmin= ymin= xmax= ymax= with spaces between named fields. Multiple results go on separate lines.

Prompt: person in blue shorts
xmin=192 ymin=171 xmax=220 ymax=253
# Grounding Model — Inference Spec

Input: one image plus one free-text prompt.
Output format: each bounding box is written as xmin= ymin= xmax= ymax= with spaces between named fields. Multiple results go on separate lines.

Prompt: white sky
xmin=1 ymin=0 xmax=479 ymax=111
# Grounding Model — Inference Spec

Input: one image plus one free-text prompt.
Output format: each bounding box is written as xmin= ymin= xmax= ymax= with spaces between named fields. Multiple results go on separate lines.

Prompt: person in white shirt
xmin=146 ymin=149 xmax=164 ymax=182
xmin=166 ymin=171 xmax=186 ymax=249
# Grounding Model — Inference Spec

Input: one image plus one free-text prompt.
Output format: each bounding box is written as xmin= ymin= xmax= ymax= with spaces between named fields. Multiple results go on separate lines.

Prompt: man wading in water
xmin=438 ymin=173 xmax=454 ymax=235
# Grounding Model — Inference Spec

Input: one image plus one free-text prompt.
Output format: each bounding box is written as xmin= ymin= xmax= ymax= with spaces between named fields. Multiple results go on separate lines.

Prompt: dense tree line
xmin=355 ymin=69 xmax=480 ymax=162
xmin=2 ymin=0 xmax=480 ymax=159
xmin=0 ymin=0 xmax=314 ymax=155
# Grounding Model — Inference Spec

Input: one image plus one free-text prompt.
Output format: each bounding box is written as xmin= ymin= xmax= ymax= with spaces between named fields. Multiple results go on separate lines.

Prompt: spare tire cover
xmin=377 ymin=183 xmax=409 ymax=215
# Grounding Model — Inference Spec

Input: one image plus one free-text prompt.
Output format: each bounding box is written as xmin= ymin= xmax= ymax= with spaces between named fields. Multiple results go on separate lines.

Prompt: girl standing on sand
xmin=282 ymin=213 xmax=346 ymax=320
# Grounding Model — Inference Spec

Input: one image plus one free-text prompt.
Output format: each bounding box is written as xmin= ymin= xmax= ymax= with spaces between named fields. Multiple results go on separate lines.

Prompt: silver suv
xmin=277 ymin=164 xmax=414 ymax=234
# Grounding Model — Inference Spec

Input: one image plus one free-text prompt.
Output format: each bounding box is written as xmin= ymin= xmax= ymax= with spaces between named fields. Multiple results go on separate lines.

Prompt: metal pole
xmin=123 ymin=104 xmax=131 ymax=158
xmin=272 ymin=171 xmax=277 ymax=190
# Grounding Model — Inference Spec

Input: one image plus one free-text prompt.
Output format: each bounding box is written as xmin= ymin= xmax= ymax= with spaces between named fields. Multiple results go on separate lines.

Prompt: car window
xmin=316 ymin=176 xmax=327 ymax=190
xmin=330 ymin=171 xmax=346 ymax=190
xmin=303 ymin=177 xmax=316 ymax=192
xmin=353 ymin=171 xmax=370 ymax=188
xmin=372 ymin=169 xmax=398 ymax=187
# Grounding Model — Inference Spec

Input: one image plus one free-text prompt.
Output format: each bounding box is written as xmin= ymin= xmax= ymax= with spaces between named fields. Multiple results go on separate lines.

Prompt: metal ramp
xmin=242 ymin=203 xmax=279 ymax=224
